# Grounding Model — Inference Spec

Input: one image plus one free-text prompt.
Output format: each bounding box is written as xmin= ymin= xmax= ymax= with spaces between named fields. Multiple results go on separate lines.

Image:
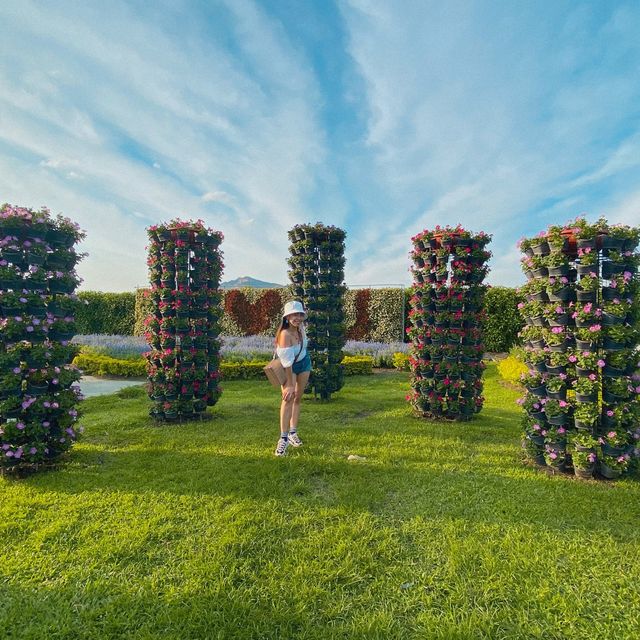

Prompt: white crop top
xmin=276 ymin=329 xmax=308 ymax=367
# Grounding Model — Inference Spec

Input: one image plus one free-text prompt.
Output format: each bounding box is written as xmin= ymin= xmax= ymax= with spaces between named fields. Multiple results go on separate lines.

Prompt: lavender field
xmin=72 ymin=334 xmax=409 ymax=366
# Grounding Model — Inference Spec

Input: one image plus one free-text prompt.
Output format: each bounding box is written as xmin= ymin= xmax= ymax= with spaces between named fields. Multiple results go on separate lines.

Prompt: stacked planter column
xmin=407 ymin=227 xmax=492 ymax=420
xmin=518 ymin=219 xmax=640 ymax=479
xmin=0 ymin=204 xmax=84 ymax=472
xmin=145 ymin=221 xmax=224 ymax=421
xmin=287 ymin=223 xmax=347 ymax=400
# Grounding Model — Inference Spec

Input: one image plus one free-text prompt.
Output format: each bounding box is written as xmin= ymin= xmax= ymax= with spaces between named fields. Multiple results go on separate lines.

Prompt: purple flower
xmin=16 ymin=422 xmax=25 ymax=430
xmin=29 ymin=447 xmax=37 ymax=455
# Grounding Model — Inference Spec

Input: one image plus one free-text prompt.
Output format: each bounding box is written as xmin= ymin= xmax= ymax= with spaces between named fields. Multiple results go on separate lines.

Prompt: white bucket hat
xmin=283 ymin=300 xmax=306 ymax=319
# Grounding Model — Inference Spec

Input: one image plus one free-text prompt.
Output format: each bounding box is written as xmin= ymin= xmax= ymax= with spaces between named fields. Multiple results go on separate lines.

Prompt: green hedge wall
xmin=121 ymin=286 xmax=522 ymax=352
xmin=482 ymin=286 xmax=524 ymax=353
xmin=76 ymin=291 xmax=137 ymax=336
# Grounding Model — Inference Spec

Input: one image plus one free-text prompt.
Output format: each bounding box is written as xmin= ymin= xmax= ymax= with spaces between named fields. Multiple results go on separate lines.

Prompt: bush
xmin=72 ymin=353 xmax=373 ymax=379
xmin=73 ymin=353 xmax=147 ymax=377
xmin=341 ymin=355 xmax=373 ymax=375
xmin=77 ymin=291 xmax=136 ymax=335
xmin=483 ymin=287 xmax=523 ymax=352
xmin=392 ymin=352 xmax=410 ymax=371
xmin=496 ymin=354 xmax=527 ymax=385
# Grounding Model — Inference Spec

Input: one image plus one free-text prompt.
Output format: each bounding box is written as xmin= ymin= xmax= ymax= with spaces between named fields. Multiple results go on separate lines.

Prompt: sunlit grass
xmin=1 ymin=365 xmax=639 ymax=639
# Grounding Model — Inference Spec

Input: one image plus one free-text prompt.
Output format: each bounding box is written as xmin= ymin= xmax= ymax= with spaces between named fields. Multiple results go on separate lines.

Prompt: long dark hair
xmin=275 ymin=316 xmax=303 ymax=346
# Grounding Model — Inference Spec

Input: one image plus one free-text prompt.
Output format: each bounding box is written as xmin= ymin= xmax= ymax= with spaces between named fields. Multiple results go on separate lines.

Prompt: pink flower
xmin=559 ymin=400 xmax=567 ymax=408
xmin=607 ymin=410 xmax=614 ymax=417
xmin=588 ymin=374 xmax=597 ymax=381
xmin=589 ymin=324 xmax=601 ymax=332
xmin=597 ymin=360 xmax=605 ymax=368
xmin=568 ymin=355 xmax=577 ymax=363
xmin=587 ymin=453 xmax=596 ymax=463
xmin=549 ymin=451 xmax=558 ymax=460
xmin=607 ymin=431 xmax=617 ymax=439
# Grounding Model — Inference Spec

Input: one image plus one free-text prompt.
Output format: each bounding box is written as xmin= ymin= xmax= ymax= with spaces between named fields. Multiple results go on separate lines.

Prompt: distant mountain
xmin=220 ymin=276 xmax=284 ymax=289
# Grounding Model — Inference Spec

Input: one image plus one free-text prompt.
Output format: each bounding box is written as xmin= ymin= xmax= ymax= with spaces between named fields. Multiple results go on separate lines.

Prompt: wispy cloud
xmin=0 ymin=0 xmax=638 ymax=291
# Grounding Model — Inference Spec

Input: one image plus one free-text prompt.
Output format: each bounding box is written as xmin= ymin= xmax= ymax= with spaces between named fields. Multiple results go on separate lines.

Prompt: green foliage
xmin=392 ymin=352 xmax=410 ymax=371
xmin=483 ymin=287 xmax=524 ymax=352
xmin=341 ymin=355 xmax=373 ymax=375
xmin=72 ymin=353 xmax=373 ymax=379
xmin=77 ymin=291 xmax=137 ymax=335
xmin=134 ymin=288 xmax=153 ymax=337
xmin=73 ymin=353 xmax=147 ymax=377
xmin=497 ymin=354 xmax=528 ymax=385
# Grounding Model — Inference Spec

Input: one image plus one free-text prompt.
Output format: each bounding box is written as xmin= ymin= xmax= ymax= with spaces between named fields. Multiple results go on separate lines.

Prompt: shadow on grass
xmin=22 ymin=437 xmax=640 ymax=542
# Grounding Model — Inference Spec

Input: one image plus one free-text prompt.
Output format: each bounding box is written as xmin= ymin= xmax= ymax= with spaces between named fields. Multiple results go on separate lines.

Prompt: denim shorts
xmin=292 ymin=353 xmax=312 ymax=375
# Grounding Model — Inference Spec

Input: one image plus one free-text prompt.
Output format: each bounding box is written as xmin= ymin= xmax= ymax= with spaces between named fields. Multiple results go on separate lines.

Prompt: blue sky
xmin=1 ymin=0 xmax=639 ymax=291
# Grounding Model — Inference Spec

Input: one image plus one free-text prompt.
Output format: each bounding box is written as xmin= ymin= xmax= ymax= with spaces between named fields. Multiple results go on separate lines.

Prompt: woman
xmin=274 ymin=300 xmax=312 ymax=456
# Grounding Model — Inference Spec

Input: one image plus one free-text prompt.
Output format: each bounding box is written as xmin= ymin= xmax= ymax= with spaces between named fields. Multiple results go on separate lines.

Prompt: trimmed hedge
xmin=130 ymin=286 xmax=523 ymax=351
xmin=482 ymin=287 xmax=524 ymax=352
xmin=77 ymin=291 xmax=136 ymax=335
xmin=73 ymin=353 xmax=374 ymax=379
xmin=73 ymin=353 xmax=147 ymax=377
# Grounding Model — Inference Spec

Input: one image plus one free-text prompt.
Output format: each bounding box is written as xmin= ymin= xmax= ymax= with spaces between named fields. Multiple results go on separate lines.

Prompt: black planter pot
xmin=545 ymin=364 xmax=565 ymax=375
xmin=546 ymin=388 xmax=567 ymax=400
xmin=576 ymin=238 xmax=596 ymax=250
xmin=601 ymin=312 xmax=626 ymax=326
xmin=532 ymin=267 xmax=548 ymax=278
xmin=528 ymin=291 xmax=549 ymax=302
xmin=600 ymin=411 xmax=617 ymax=428
xmin=548 ymin=340 xmax=570 ymax=353
xmin=599 ymin=461 xmax=622 ymax=479
xmin=574 ymin=419 xmax=595 ymax=431
xmin=529 ymin=362 xmax=547 ymax=373
xmin=602 ymin=390 xmax=627 ymax=404
xmin=531 ymin=316 xmax=546 ymax=327
xmin=602 ymin=337 xmax=627 ymax=351
xmin=575 ymin=339 xmax=597 ymax=352
xmin=546 ymin=439 xmax=567 ymax=453
xmin=601 ymin=442 xmax=626 ymax=457
xmin=547 ymin=286 xmax=575 ymax=302
xmin=547 ymin=414 xmax=567 ymax=426
xmin=576 ymin=263 xmax=597 ymax=276
xmin=531 ymin=339 xmax=546 ymax=350
xmin=576 ymin=290 xmax=597 ymax=302
xmin=600 ymin=236 xmax=624 ymax=250
xmin=529 ymin=410 xmax=546 ymax=422
xmin=527 ymin=384 xmax=547 ymax=398
xmin=548 ymin=314 xmax=570 ymax=327
xmin=574 ymin=466 xmax=595 ymax=480
xmin=547 ymin=265 xmax=570 ymax=277
xmin=531 ymin=241 xmax=550 ymax=256
xmin=601 ymin=287 xmax=618 ymax=301
xmin=575 ymin=392 xmax=597 ymax=403
xmin=602 ymin=365 xmax=626 ymax=377
xmin=575 ymin=367 xmax=596 ymax=377
xmin=601 ymin=262 xmax=628 ymax=279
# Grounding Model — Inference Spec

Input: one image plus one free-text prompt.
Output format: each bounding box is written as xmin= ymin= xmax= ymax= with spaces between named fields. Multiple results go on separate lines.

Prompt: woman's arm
xmin=276 ymin=333 xmax=296 ymax=399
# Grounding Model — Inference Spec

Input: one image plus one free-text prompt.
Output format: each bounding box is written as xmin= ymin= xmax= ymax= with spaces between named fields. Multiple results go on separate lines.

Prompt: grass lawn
xmin=1 ymin=364 xmax=639 ymax=639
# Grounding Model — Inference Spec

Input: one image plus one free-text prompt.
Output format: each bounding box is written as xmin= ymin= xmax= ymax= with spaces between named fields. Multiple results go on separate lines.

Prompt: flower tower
xmin=145 ymin=220 xmax=224 ymax=421
xmin=0 ymin=204 xmax=85 ymax=472
xmin=406 ymin=225 xmax=492 ymax=420
xmin=517 ymin=218 xmax=640 ymax=479
xmin=287 ymin=223 xmax=347 ymax=400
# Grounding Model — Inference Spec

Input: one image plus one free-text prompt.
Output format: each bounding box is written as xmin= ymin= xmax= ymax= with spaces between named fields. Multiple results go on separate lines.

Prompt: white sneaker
xmin=288 ymin=431 xmax=303 ymax=447
xmin=274 ymin=437 xmax=288 ymax=457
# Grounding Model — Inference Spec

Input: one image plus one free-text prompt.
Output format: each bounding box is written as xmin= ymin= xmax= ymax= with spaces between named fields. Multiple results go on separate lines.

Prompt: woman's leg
xmin=290 ymin=370 xmax=310 ymax=432
xmin=279 ymin=372 xmax=297 ymax=435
